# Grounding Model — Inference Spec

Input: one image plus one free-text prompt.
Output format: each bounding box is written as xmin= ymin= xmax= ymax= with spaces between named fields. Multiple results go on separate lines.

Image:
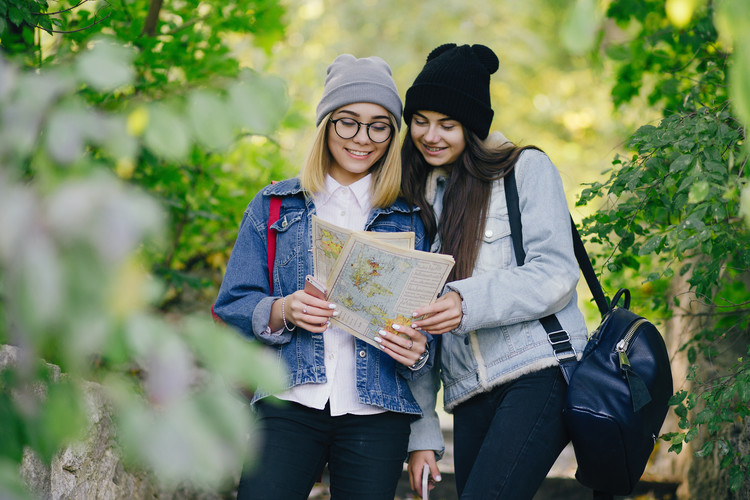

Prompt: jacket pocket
xmin=271 ymin=209 xmax=304 ymax=267
xmin=475 ymin=216 xmax=512 ymax=272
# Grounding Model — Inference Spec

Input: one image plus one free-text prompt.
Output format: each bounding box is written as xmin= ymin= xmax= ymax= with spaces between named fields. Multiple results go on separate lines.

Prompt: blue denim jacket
xmin=408 ymin=149 xmax=590 ymax=454
xmin=214 ymin=178 xmax=432 ymax=415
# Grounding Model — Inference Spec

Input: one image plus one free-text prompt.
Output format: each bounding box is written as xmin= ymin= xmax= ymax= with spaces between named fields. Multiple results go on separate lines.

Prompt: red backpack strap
xmin=266 ymin=194 xmax=282 ymax=294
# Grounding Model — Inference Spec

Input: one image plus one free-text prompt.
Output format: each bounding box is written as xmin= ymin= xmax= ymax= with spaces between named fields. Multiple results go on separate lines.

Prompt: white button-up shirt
xmin=276 ymin=174 xmax=384 ymax=416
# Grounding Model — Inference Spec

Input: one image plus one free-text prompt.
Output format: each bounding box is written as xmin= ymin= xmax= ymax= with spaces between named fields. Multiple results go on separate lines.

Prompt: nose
xmin=423 ymin=125 xmax=441 ymax=144
xmin=352 ymin=124 xmax=371 ymax=144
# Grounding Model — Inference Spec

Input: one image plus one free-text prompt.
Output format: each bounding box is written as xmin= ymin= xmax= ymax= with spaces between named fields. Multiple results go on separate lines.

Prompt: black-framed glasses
xmin=329 ymin=117 xmax=393 ymax=143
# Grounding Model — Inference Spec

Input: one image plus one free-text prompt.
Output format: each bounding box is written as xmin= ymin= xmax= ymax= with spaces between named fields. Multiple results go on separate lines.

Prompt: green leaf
xmin=670 ymin=154 xmax=694 ymax=173
xmin=560 ymin=0 xmax=601 ymax=55
xmin=639 ymin=235 xmax=663 ymax=255
xmin=685 ymin=426 xmax=698 ymax=442
xmin=670 ymin=390 xmax=688 ymax=405
xmin=694 ymin=440 xmax=714 ymax=457
xmin=187 ymin=91 xmax=234 ymax=151
xmin=143 ymin=104 xmax=192 ymax=162
xmin=688 ymin=180 xmax=711 ymax=203
xmin=739 ymin=380 xmax=750 ymax=402
xmin=75 ymin=39 xmax=135 ymax=92
xmin=229 ymin=71 xmax=288 ymax=135
xmin=8 ymin=6 xmax=22 ymax=26
xmin=728 ymin=466 xmax=745 ymax=491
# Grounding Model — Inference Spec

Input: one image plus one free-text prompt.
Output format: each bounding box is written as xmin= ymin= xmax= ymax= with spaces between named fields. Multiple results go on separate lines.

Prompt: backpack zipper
xmin=615 ymin=318 xmax=648 ymax=369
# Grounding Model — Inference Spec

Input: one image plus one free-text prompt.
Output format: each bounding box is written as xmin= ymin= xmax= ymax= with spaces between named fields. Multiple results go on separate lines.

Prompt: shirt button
xmin=340 ymin=210 xmax=346 ymax=216
xmin=484 ymin=229 xmax=493 ymax=238
xmin=358 ymin=350 xmax=367 ymax=358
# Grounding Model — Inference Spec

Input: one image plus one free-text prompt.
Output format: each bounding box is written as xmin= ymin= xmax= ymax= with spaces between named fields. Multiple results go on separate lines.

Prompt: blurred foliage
xmin=570 ymin=0 xmax=750 ymax=491
xmin=0 ymin=1 xmax=290 ymax=497
xmin=2 ymin=0 xmax=291 ymax=309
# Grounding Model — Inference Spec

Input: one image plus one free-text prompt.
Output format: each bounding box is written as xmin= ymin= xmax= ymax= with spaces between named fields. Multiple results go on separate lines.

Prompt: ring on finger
xmin=408 ymin=339 xmax=414 ymax=350
xmin=303 ymin=305 xmax=307 ymax=314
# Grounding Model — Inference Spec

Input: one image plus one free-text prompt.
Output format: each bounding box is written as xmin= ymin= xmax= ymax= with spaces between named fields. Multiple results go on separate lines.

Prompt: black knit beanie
xmin=404 ymin=43 xmax=499 ymax=139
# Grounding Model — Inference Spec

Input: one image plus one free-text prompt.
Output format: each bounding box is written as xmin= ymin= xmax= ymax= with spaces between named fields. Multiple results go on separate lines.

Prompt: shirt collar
xmin=319 ymin=174 xmax=372 ymax=211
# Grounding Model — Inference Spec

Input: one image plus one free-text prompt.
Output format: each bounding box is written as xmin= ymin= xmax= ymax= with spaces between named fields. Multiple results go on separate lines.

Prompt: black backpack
xmin=504 ymin=169 xmax=673 ymax=498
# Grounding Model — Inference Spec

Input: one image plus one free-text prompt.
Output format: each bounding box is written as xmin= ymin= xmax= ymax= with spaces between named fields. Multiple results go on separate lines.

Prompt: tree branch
xmin=142 ymin=0 xmax=164 ymax=37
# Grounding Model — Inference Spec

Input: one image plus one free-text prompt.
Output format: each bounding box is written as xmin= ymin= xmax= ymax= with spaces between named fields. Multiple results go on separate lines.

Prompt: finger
xmin=297 ymin=318 xmax=330 ymax=333
xmin=414 ymin=308 xmax=461 ymax=333
xmin=376 ymin=329 xmax=424 ymax=361
xmin=408 ymin=458 xmax=424 ymax=496
xmin=429 ymin=461 xmax=442 ymax=489
xmin=421 ymin=318 xmax=460 ymax=335
xmin=378 ymin=342 xmax=420 ymax=367
xmin=295 ymin=290 xmax=338 ymax=312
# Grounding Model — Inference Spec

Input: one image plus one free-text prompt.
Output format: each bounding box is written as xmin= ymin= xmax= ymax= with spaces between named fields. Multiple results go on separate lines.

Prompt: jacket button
xmin=464 ymin=337 xmax=470 ymax=345
xmin=358 ymin=350 xmax=367 ymax=358
xmin=281 ymin=219 xmax=287 ymax=228
xmin=485 ymin=229 xmax=493 ymax=238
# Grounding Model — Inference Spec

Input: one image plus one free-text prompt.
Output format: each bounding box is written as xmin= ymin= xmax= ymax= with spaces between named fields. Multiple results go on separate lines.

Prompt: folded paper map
xmin=310 ymin=215 xmax=455 ymax=349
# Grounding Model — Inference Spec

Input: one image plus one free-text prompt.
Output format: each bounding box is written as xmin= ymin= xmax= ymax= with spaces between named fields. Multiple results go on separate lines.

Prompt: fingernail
xmin=391 ymin=324 xmax=401 ymax=331
xmin=326 ymin=321 xmax=330 ymax=327
xmin=412 ymin=311 xmax=419 ymax=317
xmin=411 ymin=323 xmax=418 ymax=329
xmin=378 ymin=329 xmax=388 ymax=337
xmin=435 ymin=475 xmax=442 ymax=482
xmin=328 ymin=303 xmax=337 ymax=309
xmin=374 ymin=336 xmax=383 ymax=343
xmin=332 ymin=311 xmax=340 ymax=317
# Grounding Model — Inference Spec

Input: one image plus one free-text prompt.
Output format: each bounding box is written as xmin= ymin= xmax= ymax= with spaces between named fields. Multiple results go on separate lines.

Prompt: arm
xmin=214 ymin=195 xmax=335 ymax=344
xmin=406 ymin=351 xmax=444 ymax=496
xmin=446 ymin=151 xmax=580 ymax=333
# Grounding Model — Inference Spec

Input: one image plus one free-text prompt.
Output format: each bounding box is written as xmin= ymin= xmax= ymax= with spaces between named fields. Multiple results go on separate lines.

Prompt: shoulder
xmin=245 ymin=177 xmax=305 ymax=219
xmin=262 ymin=177 xmax=304 ymax=197
xmin=514 ymin=148 xmax=559 ymax=185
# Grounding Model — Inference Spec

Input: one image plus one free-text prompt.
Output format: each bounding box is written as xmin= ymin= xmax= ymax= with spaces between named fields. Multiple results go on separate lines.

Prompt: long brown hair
xmin=401 ymin=128 xmax=538 ymax=281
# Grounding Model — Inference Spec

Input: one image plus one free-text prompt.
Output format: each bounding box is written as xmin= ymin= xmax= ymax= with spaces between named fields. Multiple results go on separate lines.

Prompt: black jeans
xmin=237 ymin=399 xmax=411 ymax=500
xmin=453 ymin=367 xmax=569 ymax=500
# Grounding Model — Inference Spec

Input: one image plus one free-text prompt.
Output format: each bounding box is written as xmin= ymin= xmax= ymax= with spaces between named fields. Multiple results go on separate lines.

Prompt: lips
xmin=346 ymin=148 xmax=372 ymax=158
xmin=422 ymin=144 xmax=447 ymax=154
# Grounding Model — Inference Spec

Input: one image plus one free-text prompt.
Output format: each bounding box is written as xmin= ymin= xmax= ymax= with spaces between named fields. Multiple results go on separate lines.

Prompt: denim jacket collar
xmin=262 ymin=176 xmax=418 ymax=221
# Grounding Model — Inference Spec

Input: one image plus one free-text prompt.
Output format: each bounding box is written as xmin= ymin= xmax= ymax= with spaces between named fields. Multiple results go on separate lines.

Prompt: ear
xmin=471 ymin=44 xmax=499 ymax=74
xmin=426 ymin=43 xmax=457 ymax=62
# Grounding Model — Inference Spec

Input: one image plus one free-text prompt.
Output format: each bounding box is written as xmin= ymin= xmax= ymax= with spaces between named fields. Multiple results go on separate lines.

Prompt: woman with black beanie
xmin=399 ymin=43 xmax=589 ymax=499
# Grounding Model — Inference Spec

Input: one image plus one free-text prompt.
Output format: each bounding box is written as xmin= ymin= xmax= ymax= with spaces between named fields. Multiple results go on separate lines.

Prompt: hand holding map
xmin=311 ymin=216 xmax=455 ymax=349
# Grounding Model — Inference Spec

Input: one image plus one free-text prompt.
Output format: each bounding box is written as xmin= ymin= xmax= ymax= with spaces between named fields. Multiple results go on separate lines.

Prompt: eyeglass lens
xmin=332 ymin=118 xmax=392 ymax=143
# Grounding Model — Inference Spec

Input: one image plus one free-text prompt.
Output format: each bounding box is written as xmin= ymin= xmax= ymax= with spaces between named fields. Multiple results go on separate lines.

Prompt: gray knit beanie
xmin=315 ymin=54 xmax=402 ymax=130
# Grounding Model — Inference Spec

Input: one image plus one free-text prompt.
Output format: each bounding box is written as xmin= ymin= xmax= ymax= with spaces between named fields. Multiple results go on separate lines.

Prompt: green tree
xmin=0 ymin=1 xmax=292 ymax=497
xmin=2 ymin=0 xmax=293 ymax=308
xmin=567 ymin=0 xmax=750 ymax=494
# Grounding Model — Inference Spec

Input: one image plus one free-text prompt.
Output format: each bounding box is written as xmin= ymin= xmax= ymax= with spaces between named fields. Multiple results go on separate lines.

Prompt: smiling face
xmin=326 ymin=102 xmax=393 ymax=186
xmin=409 ymin=110 xmax=466 ymax=167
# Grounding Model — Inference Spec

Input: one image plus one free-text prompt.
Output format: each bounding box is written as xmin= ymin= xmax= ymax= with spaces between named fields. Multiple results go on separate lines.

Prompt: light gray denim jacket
xmin=407 ymin=148 xmax=589 ymax=456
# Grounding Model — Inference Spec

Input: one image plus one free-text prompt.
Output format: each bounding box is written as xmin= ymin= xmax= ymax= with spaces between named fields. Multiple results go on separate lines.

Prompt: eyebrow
xmin=413 ymin=111 xmax=456 ymax=122
xmin=334 ymin=109 xmax=390 ymax=121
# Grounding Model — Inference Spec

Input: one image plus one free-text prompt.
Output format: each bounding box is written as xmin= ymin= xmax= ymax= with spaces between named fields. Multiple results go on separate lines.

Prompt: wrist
xmin=408 ymin=346 xmax=429 ymax=371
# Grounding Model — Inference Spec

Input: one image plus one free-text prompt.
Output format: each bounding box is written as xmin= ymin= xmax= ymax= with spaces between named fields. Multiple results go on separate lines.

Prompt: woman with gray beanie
xmin=214 ymin=54 xmax=433 ymax=499
xmin=397 ymin=44 xmax=589 ymax=499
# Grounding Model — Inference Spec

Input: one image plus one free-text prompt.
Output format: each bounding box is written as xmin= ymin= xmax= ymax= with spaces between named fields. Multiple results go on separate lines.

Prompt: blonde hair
xmin=299 ymin=111 xmax=402 ymax=208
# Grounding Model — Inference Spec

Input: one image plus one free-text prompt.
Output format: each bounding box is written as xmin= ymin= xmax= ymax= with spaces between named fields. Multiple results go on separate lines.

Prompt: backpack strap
xmin=266 ymin=194 xmax=282 ymax=294
xmin=503 ymin=169 xmax=578 ymax=383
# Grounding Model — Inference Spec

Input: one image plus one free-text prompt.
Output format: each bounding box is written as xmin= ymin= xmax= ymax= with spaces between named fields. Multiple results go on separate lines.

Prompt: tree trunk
xmin=142 ymin=0 xmax=164 ymax=37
